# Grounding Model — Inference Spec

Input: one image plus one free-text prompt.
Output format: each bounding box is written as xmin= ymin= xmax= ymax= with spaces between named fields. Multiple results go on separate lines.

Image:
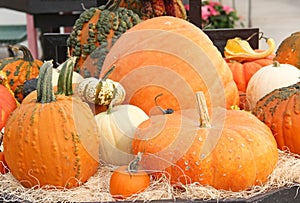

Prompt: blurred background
xmin=0 ymin=0 xmax=299 ymax=59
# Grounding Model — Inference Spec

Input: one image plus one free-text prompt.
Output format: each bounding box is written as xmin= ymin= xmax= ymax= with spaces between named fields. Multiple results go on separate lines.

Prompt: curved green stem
xmin=11 ymin=45 xmax=34 ymax=62
xmin=55 ymin=57 xmax=77 ymax=96
xmin=37 ymin=60 xmax=56 ymax=103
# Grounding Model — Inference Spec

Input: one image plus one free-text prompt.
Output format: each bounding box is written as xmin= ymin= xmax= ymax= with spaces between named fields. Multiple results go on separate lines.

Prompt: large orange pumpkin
xmin=254 ymin=82 xmax=300 ymax=155
xmin=0 ymin=45 xmax=43 ymax=102
xmin=100 ymin=16 xmax=239 ymax=115
xmin=274 ymin=31 xmax=300 ymax=69
xmin=132 ymin=92 xmax=278 ymax=191
xmin=3 ymin=60 xmax=99 ymax=189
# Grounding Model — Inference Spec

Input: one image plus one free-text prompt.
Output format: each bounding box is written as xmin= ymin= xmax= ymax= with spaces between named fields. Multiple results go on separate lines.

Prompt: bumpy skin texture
xmin=0 ymin=45 xmax=42 ymax=102
xmin=67 ymin=2 xmax=141 ymax=78
xmin=132 ymin=109 xmax=278 ymax=192
xmin=100 ymin=16 xmax=239 ymax=115
xmin=254 ymin=82 xmax=300 ymax=155
xmin=274 ymin=32 xmax=300 ymax=69
xmin=3 ymin=60 xmax=99 ymax=189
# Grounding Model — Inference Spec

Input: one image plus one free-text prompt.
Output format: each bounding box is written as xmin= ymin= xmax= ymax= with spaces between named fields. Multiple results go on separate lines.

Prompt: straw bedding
xmin=0 ymin=149 xmax=300 ymax=203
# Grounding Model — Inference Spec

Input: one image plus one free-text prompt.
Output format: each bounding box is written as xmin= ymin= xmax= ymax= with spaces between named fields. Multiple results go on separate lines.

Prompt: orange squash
xmin=0 ymin=151 xmax=8 ymax=174
xmin=274 ymin=31 xmax=300 ymax=69
xmin=0 ymin=45 xmax=43 ymax=102
xmin=3 ymin=60 xmax=99 ymax=188
xmin=100 ymin=16 xmax=239 ymax=115
xmin=132 ymin=92 xmax=278 ymax=191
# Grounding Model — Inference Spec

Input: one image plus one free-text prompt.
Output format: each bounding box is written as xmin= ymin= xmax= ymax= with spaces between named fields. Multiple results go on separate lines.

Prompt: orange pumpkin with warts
xmin=3 ymin=60 xmax=99 ymax=189
xmin=0 ymin=45 xmax=42 ymax=102
xmin=254 ymin=82 xmax=300 ymax=155
xmin=132 ymin=92 xmax=278 ymax=191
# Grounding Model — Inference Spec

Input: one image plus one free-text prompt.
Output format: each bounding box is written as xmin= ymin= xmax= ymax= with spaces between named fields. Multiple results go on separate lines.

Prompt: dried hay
xmin=0 ymin=149 xmax=300 ymax=203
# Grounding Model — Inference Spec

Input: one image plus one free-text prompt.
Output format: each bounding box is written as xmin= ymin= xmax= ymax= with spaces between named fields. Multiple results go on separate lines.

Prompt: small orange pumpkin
xmin=0 ymin=45 xmax=43 ymax=102
xmin=109 ymin=152 xmax=150 ymax=199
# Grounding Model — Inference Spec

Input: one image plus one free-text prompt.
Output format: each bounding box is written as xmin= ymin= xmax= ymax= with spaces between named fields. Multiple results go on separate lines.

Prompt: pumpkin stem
xmin=154 ymin=93 xmax=174 ymax=114
xmin=128 ymin=152 xmax=143 ymax=173
xmin=55 ymin=57 xmax=77 ymax=96
xmin=273 ymin=60 xmax=281 ymax=67
xmin=36 ymin=60 xmax=56 ymax=103
xmin=195 ymin=92 xmax=211 ymax=128
xmin=11 ymin=45 xmax=34 ymax=62
xmin=101 ymin=64 xmax=116 ymax=81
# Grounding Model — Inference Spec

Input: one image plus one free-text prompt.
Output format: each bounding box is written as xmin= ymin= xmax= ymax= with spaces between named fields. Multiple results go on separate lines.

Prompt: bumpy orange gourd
xmin=109 ymin=153 xmax=150 ymax=199
xmin=100 ymin=16 xmax=239 ymax=115
xmin=274 ymin=31 xmax=300 ymax=69
xmin=3 ymin=59 xmax=99 ymax=189
xmin=132 ymin=92 xmax=278 ymax=191
xmin=0 ymin=45 xmax=43 ymax=102
xmin=254 ymin=82 xmax=300 ymax=155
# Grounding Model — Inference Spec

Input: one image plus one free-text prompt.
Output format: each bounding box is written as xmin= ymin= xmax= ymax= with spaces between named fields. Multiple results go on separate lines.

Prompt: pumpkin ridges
xmin=100 ymin=17 xmax=239 ymax=113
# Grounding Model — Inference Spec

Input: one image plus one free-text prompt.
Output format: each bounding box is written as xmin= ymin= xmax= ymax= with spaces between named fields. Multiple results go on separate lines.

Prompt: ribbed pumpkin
xmin=224 ymin=35 xmax=276 ymax=109
xmin=132 ymin=92 xmax=278 ymax=191
xmin=67 ymin=0 xmax=142 ymax=78
xmin=3 ymin=60 xmax=99 ymax=189
xmin=274 ymin=31 xmax=300 ymax=69
xmin=0 ymin=45 xmax=43 ymax=102
xmin=254 ymin=82 xmax=300 ymax=155
xmin=0 ymin=83 xmax=17 ymax=130
xmin=100 ymin=16 xmax=239 ymax=115
xmin=119 ymin=0 xmax=187 ymax=20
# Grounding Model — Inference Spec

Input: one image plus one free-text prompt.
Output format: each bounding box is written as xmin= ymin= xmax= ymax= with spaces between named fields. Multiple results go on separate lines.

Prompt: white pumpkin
xmin=246 ymin=61 xmax=300 ymax=110
xmin=52 ymin=57 xmax=84 ymax=86
xmin=95 ymin=104 xmax=149 ymax=165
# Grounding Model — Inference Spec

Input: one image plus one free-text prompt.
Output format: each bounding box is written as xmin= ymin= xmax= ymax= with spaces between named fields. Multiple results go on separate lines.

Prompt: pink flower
xmin=207 ymin=4 xmax=219 ymax=16
xmin=222 ymin=5 xmax=234 ymax=14
xmin=184 ymin=4 xmax=190 ymax=11
xmin=201 ymin=5 xmax=210 ymax=20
